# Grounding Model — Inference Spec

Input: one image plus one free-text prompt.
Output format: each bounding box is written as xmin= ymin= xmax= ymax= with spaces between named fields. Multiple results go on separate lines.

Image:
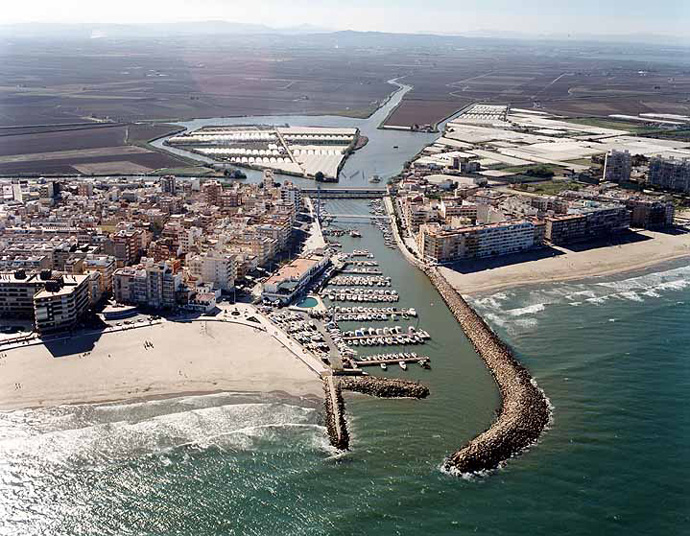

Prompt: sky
xmin=2 ymin=0 xmax=688 ymax=37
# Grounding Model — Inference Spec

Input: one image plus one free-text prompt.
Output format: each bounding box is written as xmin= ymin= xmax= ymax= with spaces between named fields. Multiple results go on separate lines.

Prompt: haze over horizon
xmin=2 ymin=0 xmax=688 ymax=42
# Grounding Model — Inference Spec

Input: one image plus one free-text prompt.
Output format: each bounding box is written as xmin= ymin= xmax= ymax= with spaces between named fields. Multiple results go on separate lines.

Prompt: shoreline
xmin=1 ymin=388 xmax=323 ymax=414
xmin=439 ymin=230 xmax=690 ymax=297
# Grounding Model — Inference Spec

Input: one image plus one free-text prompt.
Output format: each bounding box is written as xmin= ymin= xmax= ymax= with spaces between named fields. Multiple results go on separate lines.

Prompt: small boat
xmin=393 ymin=145 xmax=399 ymax=149
xmin=380 ymin=363 xmax=388 ymax=371
xmin=399 ymin=361 xmax=408 ymax=371
xmin=369 ymin=175 xmax=381 ymax=183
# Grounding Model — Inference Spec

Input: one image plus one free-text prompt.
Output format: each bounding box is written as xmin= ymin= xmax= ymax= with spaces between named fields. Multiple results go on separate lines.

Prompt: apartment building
xmin=603 ymin=150 xmax=632 ymax=183
xmin=647 ymin=156 xmax=690 ymax=193
xmin=417 ymin=220 xmax=541 ymax=263
xmin=0 ymin=271 xmax=46 ymax=318
xmin=113 ymin=259 xmax=181 ymax=309
xmin=544 ymin=203 xmax=629 ymax=245
xmin=187 ymin=251 xmax=237 ymax=291
xmin=33 ymin=274 xmax=91 ymax=333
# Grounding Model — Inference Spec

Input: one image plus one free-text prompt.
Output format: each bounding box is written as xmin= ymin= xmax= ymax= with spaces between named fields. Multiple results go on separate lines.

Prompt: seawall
xmin=339 ymin=376 xmax=429 ymax=399
xmin=425 ymin=267 xmax=550 ymax=474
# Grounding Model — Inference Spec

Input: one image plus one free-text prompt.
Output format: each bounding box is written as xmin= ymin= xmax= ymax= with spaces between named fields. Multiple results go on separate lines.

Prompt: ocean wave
xmin=507 ymin=303 xmax=546 ymax=317
xmin=0 ymin=400 xmax=325 ymax=469
xmin=471 ymin=262 xmax=690 ymax=336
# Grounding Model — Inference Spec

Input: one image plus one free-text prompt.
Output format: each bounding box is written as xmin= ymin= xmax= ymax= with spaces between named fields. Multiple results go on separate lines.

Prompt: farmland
xmin=1 ymin=31 xmax=690 ymax=174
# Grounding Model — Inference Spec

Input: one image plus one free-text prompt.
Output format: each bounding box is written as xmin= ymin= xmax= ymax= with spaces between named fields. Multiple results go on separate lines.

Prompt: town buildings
xmin=647 ymin=156 xmax=690 ymax=193
xmin=261 ymin=251 xmax=329 ymax=305
xmin=0 ymin=173 xmax=304 ymax=331
xmin=603 ymin=150 xmax=632 ymax=183
xmin=396 ymin=176 xmax=638 ymax=263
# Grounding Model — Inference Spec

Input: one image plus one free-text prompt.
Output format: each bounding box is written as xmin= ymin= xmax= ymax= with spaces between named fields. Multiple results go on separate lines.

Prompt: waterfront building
xmin=544 ymin=214 xmax=587 ymax=245
xmin=0 ymin=271 xmax=46 ymax=318
xmin=83 ymin=254 xmax=116 ymax=293
xmin=113 ymin=259 xmax=181 ymax=309
xmin=33 ymin=274 xmax=90 ymax=333
xmin=603 ymin=150 xmax=632 ymax=183
xmin=544 ymin=203 xmax=629 ymax=245
xmin=417 ymin=220 xmax=540 ymax=263
xmin=261 ymin=251 xmax=329 ymax=305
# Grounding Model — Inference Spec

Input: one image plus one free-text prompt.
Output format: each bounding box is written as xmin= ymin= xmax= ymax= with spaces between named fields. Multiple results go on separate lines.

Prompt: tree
xmin=314 ymin=171 xmax=325 ymax=182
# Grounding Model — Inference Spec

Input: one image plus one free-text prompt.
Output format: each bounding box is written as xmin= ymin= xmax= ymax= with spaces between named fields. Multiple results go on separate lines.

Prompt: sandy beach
xmin=0 ymin=319 xmax=323 ymax=411
xmin=440 ymin=229 xmax=690 ymax=296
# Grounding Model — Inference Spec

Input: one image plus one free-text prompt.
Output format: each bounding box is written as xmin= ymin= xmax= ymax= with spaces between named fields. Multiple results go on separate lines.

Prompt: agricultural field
xmin=0 ymin=120 xmax=190 ymax=175
xmin=1 ymin=31 xmax=690 ymax=168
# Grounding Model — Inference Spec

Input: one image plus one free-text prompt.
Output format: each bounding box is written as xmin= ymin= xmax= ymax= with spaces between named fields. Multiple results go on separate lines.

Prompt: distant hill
xmin=0 ymin=22 xmax=687 ymax=48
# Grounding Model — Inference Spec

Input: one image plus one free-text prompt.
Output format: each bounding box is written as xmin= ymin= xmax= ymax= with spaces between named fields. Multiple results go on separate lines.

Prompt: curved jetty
xmin=339 ymin=376 xmax=429 ymax=399
xmin=425 ymin=267 xmax=550 ymax=474
xmin=323 ymin=376 xmax=349 ymax=450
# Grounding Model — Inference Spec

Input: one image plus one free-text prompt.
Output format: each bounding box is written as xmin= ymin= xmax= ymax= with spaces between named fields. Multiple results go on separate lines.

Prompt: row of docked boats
xmin=349 ymin=249 xmax=374 ymax=258
xmin=340 ymin=267 xmax=383 ymax=275
xmin=322 ymin=288 xmax=399 ymax=302
xmin=343 ymin=260 xmax=378 ymax=267
xmin=341 ymin=325 xmax=431 ymax=347
xmin=353 ymin=352 xmax=431 ymax=371
xmin=329 ymin=307 xmax=417 ymax=322
xmin=329 ymin=275 xmax=392 ymax=287
xmin=369 ymin=199 xmax=396 ymax=248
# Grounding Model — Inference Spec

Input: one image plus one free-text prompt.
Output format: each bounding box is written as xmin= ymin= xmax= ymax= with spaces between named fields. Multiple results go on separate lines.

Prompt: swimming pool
xmin=296 ymin=297 xmax=318 ymax=308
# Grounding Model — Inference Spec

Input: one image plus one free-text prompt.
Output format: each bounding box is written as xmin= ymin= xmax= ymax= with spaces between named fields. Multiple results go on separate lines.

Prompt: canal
xmin=319 ymin=198 xmax=500 ymax=470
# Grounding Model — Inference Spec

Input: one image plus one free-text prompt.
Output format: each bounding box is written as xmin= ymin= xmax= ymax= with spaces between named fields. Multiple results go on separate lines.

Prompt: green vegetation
xmin=501 ymin=163 xmax=568 ymax=176
xmin=513 ymin=180 xmax=582 ymax=196
xmin=640 ymin=129 xmax=690 ymax=143
xmin=564 ymin=157 xmax=596 ymax=166
xmin=152 ymin=167 xmax=216 ymax=176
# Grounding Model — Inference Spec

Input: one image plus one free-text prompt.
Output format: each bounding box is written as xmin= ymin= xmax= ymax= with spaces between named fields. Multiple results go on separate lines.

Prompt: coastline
xmin=439 ymin=230 xmax=690 ymax=297
xmin=0 ymin=318 xmax=323 ymax=412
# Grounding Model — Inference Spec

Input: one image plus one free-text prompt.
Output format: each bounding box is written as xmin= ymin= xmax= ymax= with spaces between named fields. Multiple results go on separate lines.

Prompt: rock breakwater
xmin=323 ymin=376 xmax=349 ymax=450
xmin=339 ymin=376 xmax=430 ymax=399
xmin=425 ymin=267 xmax=550 ymax=474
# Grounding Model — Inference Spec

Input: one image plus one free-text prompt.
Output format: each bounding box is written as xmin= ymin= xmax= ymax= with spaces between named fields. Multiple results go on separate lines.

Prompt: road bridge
xmin=302 ymin=188 xmax=385 ymax=199
xmin=326 ymin=214 xmax=391 ymax=220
